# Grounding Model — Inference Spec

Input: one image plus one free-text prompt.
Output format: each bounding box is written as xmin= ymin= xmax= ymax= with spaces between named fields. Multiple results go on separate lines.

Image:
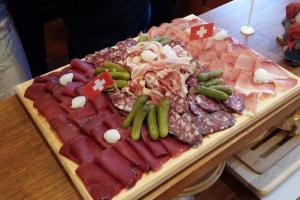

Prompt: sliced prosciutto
xmin=256 ymin=60 xmax=289 ymax=80
xmin=126 ymin=138 xmax=170 ymax=171
xmin=113 ymin=140 xmax=150 ymax=172
xmin=76 ymin=162 xmax=122 ymax=200
xmin=273 ymin=77 xmax=298 ymax=90
xmin=95 ymin=148 xmax=138 ymax=188
xmin=140 ymin=126 xmax=168 ymax=158
xmin=59 ymin=136 xmax=102 ymax=164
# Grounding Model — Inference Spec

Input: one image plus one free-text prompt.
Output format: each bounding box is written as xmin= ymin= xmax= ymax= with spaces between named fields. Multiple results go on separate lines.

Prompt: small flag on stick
xmin=190 ymin=23 xmax=214 ymax=41
xmin=84 ymin=71 xmax=113 ymax=99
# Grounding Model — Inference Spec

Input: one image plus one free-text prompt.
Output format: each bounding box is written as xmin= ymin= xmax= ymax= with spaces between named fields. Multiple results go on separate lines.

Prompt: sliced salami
xmin=193 ymin=111 xmax=235 ymax=135
xmin=108 ymin=91 xmax=136 ymax=112
xmin=168 ymin=111 xmax=202 ymax=144
xmin=166 ymin=92 xmax=189 ymax=114
xmin=222 ymin=94 xmax=245 ymax=113
xmin=195 ymin=95 xmax=221 ymax=112
xmin=189 ymin=102 xmax=207 ymax=117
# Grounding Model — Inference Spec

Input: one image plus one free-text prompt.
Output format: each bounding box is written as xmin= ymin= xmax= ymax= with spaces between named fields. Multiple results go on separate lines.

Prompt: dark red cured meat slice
xmin=59 ymin=101 xmax=74 ymax=114
xmin=53 ymin=85 xmax=73 ymax=103
xmin=222 ymin=94 xmax=245 ymax=113
xmin=24 ymin=83 xmax=47 ymax=101
xmin=165 ymin=92 xmax=189 ymax=114
xmin=67 ymin=102 xmax=97 ymax=122
xmin=54 ymin=123 xmax=82 ymax=143
xmin=113 ymin=140 xmax=150 ymax=172
xmin=63 ymin=82 xmax=85 ymax=97
xmin=102 ymin=113 xmax=123 ymax=129
xmin=90 ymin=93 xmax=110 ymax=112
xmin=48 ymin=115 xmax=71 ymax=129
xmin=95 ymin=148 xmax=137 ymax=188
xmin=75 ymin=87 xmax=87 ymax=96
xmin=159 ymin=136 xmax=190 ymax=157
xmin=45 ymin=78 xmax=59 ymax=94
xmin=43 ymin=108 xmax=66 ymax=122
xmin=76 ymin=162 xmax=122 ymax=200
xmin=81 ymin=114 xmax=105 ymax=135
xmin=189 ymin=101 xmax=208 ymax=117
xmin=70 ymin=58 xmax=94 ymax=79
xmin=91 ymin=125 xmax=110 ymax=149
xmin=140 ymin=126 xmax=168 ymax=158
xmin=61 ymin=69 xmax=88 ymax=83
xmin=33 ymin=71 xmax=60 ymax=83
xmin=168 ymin=111 xmax=202 ymax=145
xmin=193 ymin=111 xmax=235 ymax=135
xmin=59 ymin=135 xmax=102 ymax=164
xmin=195 ymin=95 xmax=221 ymax=113
xmin=126 ymin=138 xmax=170 ymax=171
xmin=33 ymin=95 xmax=59 ymax=111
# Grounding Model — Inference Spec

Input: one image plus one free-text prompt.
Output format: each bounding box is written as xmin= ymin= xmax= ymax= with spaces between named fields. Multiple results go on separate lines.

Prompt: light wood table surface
xmin=1 ymin=0 xmax=300 ymax=199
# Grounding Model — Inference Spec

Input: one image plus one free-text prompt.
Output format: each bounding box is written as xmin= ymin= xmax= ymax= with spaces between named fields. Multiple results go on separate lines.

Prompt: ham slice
xmin=113 ymin=140 xmax=150 ymax=172
xmin=159 ymin=136 xmax=190 ymax=157
xmin=126 ymin=138 xmax=170 ymax=171
xmin=208 ymin=59 xmax=225 ymax=71
xmin=235 ymin=72 xmax=276 ymax=95
xmin=95 ymin=148 xmax=138 ymax=188
xmin=140 ymin=126 xmax=169 ymax=158
xmin=76 ymin=162 xmax=122 ymax=200
xmin=244 ymin=93 xmax=258 ymax=114
xmin=197 ymin=50 xmax=217 ymax=65
xmin=55 ymin=123 xmax=82 ymax=143
xmin=59 ymin=136 xmax=102 ymax=164
xmin=234 ymin=55 xmax=256 ymax=72
xmin=273 ymin=77 xmax=298 ymax=90
xmin=256 ymin=60 xmax=289 ymax=80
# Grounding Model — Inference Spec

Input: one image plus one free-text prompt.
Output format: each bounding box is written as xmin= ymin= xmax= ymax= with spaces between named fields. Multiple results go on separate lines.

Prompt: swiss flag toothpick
xmin=190 ymin=23 xmax=214 ymax=41
xmin=84 ymin=71 xmax=114 ymax=99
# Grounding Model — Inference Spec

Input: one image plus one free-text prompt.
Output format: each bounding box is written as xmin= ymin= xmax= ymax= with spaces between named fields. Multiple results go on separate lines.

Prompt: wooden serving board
xmin=15 ymin=15 xmax=300 ymax=200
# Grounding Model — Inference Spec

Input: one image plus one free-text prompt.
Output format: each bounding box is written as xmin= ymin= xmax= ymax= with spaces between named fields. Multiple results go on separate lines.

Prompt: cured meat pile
xmin=147 ymin=18 xmax=298 ymax=114
xmin=23 ymin=16 xmax=298 ymax=200
xmin=25 ymin=58 xmax=189 ymax=200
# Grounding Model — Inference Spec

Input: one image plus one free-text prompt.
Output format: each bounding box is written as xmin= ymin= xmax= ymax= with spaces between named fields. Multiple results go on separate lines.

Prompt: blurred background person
xmin=0 ymin=0 xmax=31 ymax=100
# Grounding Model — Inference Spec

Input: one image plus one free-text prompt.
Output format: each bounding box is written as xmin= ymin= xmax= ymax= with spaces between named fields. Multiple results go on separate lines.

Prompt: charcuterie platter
xmin=16 ymin=15 xmax=300 ymax=200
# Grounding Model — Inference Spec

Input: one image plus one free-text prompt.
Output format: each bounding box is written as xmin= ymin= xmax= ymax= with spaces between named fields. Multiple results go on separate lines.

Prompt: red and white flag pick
xmin=84 ymin=71 xmax=113 ymax=99
xmin=190 ymin=23 xmax=214 ymax=41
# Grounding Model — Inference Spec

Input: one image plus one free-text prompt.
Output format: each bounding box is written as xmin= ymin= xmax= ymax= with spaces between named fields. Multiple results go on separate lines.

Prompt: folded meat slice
xmin=53 ymin=85 xmax=73 ymax=103
xmin=140 ymin=126 xmax=169 ymax=158
xmin=59 ymin=135 xmax=102 ymax=164
xmin=24 ymin=83 xmax=48 ymax=101
xmin=102 ymin=113 xmax=123 ymax=129
xmin=95 ymin=148 xmax=138 ymax=188
xmin=70 ymin=58 xmax=94 ymax=79
xmin=48 ymin=115 xmax=71 ymax=129
xmin=244 ymin=93 xmax=258 ymax=114
xmin=256 ymin=60 xmax=289 ymax=80
xmin=126 ymin=138 xmax=170 ymax=171
xmin=235 ymin=72 xmax=276 ymax=95
xmin=54 ymin=123 xmax=82 ymax=143
xmin=159 ymin=136 xmax=190 ymax=157
xmin=33 ymin=71 xmax=60 ymax=83
xmin=63 ymin=82 xmax=85 ymax=97
xmin=80 ymin=114 xmax=105 ymax=135
xmin=67 ymin=102 xmax=97 ymax=123
xmin=76 ymin=162 xmax=122 ymax=200
xmin=273 ymin=77 xmax=298 ymax=90
xmin=208 ymin=58 xmax=225 ymax=71
xmin=91 ymin=125 xmax=111 ymax=149
xmin=90 ymin=93 xmax=110 ymax=112
xmin=234 ymin=55 xmax=256 ymax=72
xmin=113 ymin=140 xmax=150 ymax=172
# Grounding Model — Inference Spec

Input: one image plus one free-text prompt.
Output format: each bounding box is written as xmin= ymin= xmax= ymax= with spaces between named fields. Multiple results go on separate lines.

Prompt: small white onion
xmin=141 ymin=50 xmax=158 ymax=62
xmin=254 ymin=68 xmax=272 ymax=83
xmin=212 ymin=29 xmax=228 ymax=41
xmin=161 ymin=45 xmax=177 ymax=58
xmin=71 ymin=96 xmax=86 ymax=109
xmin=104 ymin=129 xmax=121 ymax=144
xmin=59 ymin=73 xmax=73 ymax=86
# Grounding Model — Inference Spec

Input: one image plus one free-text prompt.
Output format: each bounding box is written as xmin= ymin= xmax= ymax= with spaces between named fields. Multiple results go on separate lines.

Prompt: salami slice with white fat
xmin=189 ymin=102 xmax=207 ymax=117
xmin=108 ymin=91 xmax=136 ymax=112
xmin=193 ymin=111 xmax=235 ymax=135
xmin=168 ymin=111 xmax=202 ymax=144
xmin=222 ymin=94 xmax=245 ymax=113
xmin=166 ymin=92 xmax=189 ymax=114
xmin=195 ymin=95 xmax=221 ymax=112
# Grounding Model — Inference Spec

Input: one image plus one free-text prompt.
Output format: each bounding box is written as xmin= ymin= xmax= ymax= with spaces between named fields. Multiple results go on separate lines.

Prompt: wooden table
xmin=1 ymin=0 xmax=299 ymax=199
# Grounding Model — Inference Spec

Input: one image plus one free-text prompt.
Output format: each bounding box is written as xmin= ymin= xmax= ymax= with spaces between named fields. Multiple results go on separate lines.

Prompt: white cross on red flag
xmin=190 ymin=23 xmax=214 ymax=41
xmin=83 ymin=71 xmax=113 ymax=99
